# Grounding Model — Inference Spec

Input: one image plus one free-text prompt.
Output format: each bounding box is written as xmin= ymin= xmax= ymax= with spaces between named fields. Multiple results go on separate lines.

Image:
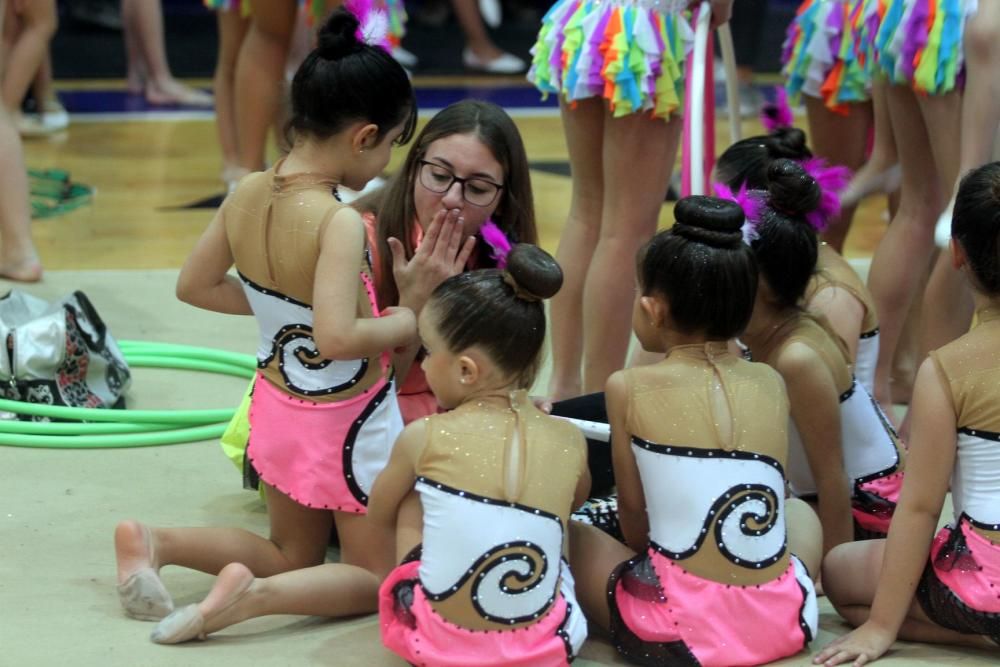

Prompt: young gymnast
xmin=146 ymin=245 xmax=592 ymax=662
xmin=741 ymin=159 xmax=905 ymax=552
xmin=114 ymin=9 xmax=418 ymax=623
xmin=568 ymin=195 xmax=821 ymax=666
xmin=373 ymin=243 xmax=590 ymax=665
xmin=815 ymin=161 xmax=1000 ymax=666
xmin=529 ymin=0 xmax=734 ymax=400
xmin=715 ymin=127 xmax=880 ymax=396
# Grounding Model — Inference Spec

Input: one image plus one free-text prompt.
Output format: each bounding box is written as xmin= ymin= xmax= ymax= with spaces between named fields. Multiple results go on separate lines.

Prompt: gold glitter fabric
xmin=623 ymin=341 xmax=790 ymax=463
xmin=222 ymin=159 xmax=387 ymax=401
xmin=930 ymin=305 xmax=1000 ymax=435
xmin=416 ymin=390 xmax=588 ymax=523
xmin=808 ymin=243 xmax=879 ymax=336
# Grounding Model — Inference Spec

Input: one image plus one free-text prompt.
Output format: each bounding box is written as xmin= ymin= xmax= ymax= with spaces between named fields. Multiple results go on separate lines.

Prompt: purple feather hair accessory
xmin=760 ymin=87 xmax=794 ymax=133
xmin=712 ymin=182 xmax=763 ymax=245
xmin=800 ymin=157 xmax=852 ymax=232
xmin=480 ymin=219 xmax=512 ymax=268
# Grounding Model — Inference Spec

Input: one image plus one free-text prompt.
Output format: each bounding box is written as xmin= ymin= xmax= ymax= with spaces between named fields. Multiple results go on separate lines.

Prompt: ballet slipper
xmin=151 ymin=562 xmax=255 ymax=643
xmin=150 ymin=604 xmax=205 ymax=644
xmin=115 ymin=520 xmax=173 ymax=620
xmin=118 ymin=568 xmax=174 ymax=621
xmin=144 ymin=81 xmax=214 ymax=108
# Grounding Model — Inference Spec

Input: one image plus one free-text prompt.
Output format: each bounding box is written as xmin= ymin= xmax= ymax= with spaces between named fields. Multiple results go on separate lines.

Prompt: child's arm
xmin=176 ymin=211 xmax=252 ymax=315
xmin=607 ymin=371 xmax=649 ymax=552
xmin=314 ymin=206 xmax=417 ymax=360
xmin=778 ymin=343 xmax=854 ymax=556
xmin=368 ymin=418 xmax=425 ymax=529
xmin=808 ymin=285 xmax=864 ymax=363
xmin=813 ymin=359 xmax=956 ymax=666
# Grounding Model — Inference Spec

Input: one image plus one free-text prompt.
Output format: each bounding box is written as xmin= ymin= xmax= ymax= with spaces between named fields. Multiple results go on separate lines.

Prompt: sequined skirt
xmin=915 ymin=517 xmax=1000 ymax=642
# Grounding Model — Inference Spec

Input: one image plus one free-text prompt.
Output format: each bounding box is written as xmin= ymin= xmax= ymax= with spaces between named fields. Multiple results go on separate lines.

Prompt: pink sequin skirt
xmin=852 ymin=470 xmax=904 ymax=539
xmin=246 ymin=372 xmax=402 ymax=513
xmin=608 ymin=549 xmax=818 ymax=667
xmin=916 ymin=517 xmax=1000 ymax=642
xmin=379 ymin=559 xmax=583 ymax=667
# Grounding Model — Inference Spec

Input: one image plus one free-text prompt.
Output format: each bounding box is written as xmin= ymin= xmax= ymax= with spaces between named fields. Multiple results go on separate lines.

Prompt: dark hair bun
xmin=506 ymin=244 xmax=563 ymax=300
xmin=771 ymin=127 xmax=810 ymax=161
xmin=672 ymin=196 xmax=745 ymax=248
xmin=766 ymin=158 xmax=821 ymax=218
xmin=316 ymin=9 xmax=362 ymax=60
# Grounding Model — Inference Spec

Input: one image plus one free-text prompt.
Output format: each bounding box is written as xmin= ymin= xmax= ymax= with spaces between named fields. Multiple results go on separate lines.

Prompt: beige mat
xmin=0 ymin=270 xmax=994 ymax=666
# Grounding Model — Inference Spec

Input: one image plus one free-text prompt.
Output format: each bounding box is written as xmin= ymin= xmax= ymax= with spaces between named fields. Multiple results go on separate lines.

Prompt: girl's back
xmin=929 ymin=304 xmax=1000 ymax=541
xmin=414 ymin=392 xmax=587 ymax=631
xmin=223 ymin=165 xmax=387 ymax=401
xmin=622 ymin=343 xmax=792 ymax=585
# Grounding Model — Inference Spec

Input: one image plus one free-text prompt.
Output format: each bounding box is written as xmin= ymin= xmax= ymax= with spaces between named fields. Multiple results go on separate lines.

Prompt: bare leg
xmin=212 ymin=8 xmax=250 ymax=185
xmin=235 ymin=0 xmax=297 ymax=171
xmin=450 ymin=0 xmax=504 ymax=62
xmin=803 ymin=96 xmax=872 ymax=252
xmin=0 ymin=109 xmax=42 ymax=281
xmin=568 ymin=521 xmax=636 ymax=634
xmin=786 ymin=497 xmax=823 ymax=581
xmin=120 ymin=0 xmax=213 ymax=106
xmin=868 ymin=85 xmax=943 ymax=410
xmin=1 ymin=0 xmax=56 ymax=112
xmin=547 ymin=98 xmax=605 ymax=400
xmin=840 ymin=80 xmax=901 ymax=208
xmin=115 ymin=483 xmax=332 ymax=586
xmin=822 ymin=540 xmax=994 ymax=649
xmin=150 ymin=511 xmax=388 ymax=643
xmin=582 ymin=110 xmax=681 ymax=393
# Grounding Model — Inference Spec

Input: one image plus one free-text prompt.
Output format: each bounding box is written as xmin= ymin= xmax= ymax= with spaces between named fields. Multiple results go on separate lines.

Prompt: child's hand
xmin=812 ymin=622 xmax=895 ymax=666
xmin=388 ymin=209 xmax=477 ymax=314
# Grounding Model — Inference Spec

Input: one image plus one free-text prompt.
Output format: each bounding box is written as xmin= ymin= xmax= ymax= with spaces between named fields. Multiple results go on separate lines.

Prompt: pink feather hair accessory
xmin=713 ymin=182 xmax=764 ymax=245
xmin=480 ymin=219 xmax=512 ymax=268
xmin=345 ymin=0 xmax=390 ymax=50
xmin=760 ymin=87 xmax=795 ymax=133
xmin=800 ymin=157 xmax=852 ymax=232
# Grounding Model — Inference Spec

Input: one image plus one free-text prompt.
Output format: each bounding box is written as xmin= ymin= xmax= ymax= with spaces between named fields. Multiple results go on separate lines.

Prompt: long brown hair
xmin=358 ymin=100 xmax=538 ymax=307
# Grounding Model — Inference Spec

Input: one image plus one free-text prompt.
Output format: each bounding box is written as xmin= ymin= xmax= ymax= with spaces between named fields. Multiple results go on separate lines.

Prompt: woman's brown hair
xmin=357 ymin=100 xmax=538 ymax=307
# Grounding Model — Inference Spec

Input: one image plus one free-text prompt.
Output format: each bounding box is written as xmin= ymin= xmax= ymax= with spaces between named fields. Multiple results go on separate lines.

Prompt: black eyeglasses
xmin=417 ymin=160 xmax=503 ymax=207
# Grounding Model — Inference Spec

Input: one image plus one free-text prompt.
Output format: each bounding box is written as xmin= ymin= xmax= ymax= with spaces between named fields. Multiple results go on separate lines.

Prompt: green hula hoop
xmin=0 ymin=340 xmax=256 ymax=449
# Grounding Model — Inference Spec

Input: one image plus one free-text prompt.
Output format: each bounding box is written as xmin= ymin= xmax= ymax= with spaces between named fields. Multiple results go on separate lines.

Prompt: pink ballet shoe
xmin=118 ymin=568 xmax=174 ymax=621
xmin=150 ymin=604 xmax=205 ymax=644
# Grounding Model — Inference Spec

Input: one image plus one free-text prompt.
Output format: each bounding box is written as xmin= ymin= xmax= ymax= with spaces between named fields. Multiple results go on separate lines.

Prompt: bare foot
xmin=145 ymin=80 xmax=213 ymax=108
xmin=840 ymin=164 xmax=901 ymax=208
xmin=151 ymin=563 xmax=256 ymax=644
xmin=115 ymin=520 xmax=173 ymax=620
xmin=0 ymin=257 xmax=43 ymax=283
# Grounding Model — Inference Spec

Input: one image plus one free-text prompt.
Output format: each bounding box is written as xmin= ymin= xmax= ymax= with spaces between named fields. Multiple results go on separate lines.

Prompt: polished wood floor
xmin=23 ymin=78 xmax=890 ymax=272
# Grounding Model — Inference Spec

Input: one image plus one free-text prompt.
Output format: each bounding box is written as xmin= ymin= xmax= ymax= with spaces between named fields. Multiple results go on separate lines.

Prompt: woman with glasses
xmin=355 ymin=98 xmax=538 ymax=423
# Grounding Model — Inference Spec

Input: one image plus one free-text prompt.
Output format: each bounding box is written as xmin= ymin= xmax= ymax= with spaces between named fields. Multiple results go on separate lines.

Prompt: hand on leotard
xmin=389 ymin=208 xmax=477 ymax=315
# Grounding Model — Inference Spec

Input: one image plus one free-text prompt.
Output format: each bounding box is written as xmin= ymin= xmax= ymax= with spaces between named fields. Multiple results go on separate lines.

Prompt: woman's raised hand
xmin=388 ymin=208 xmax=477 ymax=313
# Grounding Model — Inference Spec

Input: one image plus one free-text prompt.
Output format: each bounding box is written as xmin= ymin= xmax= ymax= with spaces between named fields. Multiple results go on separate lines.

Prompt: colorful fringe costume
xmin=782 ymin=0 xmax=870 ymax=112
xmin=528 ymin=0 xmax=694 ymax=120
xmin=203 ymin=0 xmax=249 ymax=15
xmin=874 ymin=0 xmax=978 ymax=94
